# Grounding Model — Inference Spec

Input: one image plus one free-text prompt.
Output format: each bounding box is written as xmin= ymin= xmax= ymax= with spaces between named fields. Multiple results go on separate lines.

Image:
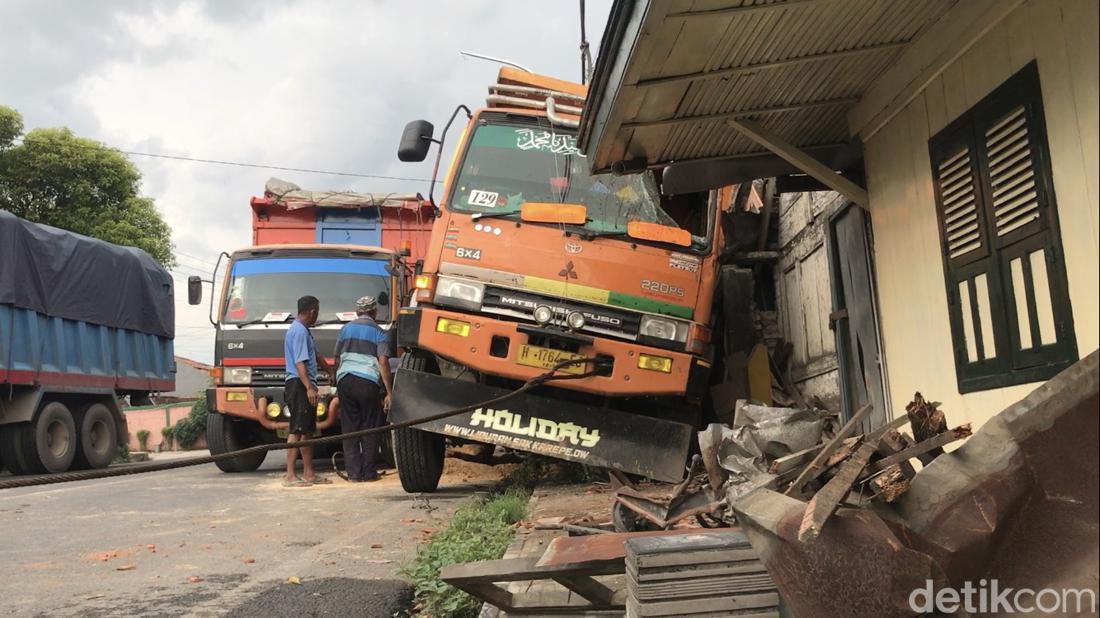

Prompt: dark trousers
xmin=336 ymin=374 xmax=384 ymax=480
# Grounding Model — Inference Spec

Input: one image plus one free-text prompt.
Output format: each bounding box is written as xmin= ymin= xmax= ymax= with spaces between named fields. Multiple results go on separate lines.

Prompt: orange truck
xmin=390 ymin=69 xmax=728 ymax=492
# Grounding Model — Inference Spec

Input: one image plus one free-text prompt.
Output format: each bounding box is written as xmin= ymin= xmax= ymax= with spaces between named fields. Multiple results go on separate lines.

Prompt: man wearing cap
xmin=332 ymin=295 xmax=394 ymax=482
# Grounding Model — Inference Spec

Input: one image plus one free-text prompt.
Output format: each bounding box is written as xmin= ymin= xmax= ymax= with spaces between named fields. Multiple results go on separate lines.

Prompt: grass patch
xmin=400 ymin=488 xmax=529 ymax=617
xmin=399 ymin=455 xmax=603 ymax=616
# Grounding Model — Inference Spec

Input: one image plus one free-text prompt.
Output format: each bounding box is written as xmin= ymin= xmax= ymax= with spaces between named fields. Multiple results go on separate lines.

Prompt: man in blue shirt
xmin=284 ymin=295 xmax=333 ymax=486
xmin=333 ymin=295 xmax=394 ymax=482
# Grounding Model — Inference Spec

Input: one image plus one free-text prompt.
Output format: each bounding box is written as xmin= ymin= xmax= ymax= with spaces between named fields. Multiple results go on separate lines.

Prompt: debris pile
xmin=731 ymin=350 xmax=1098 ymax=618
xmin=613 ymin=394 xmax=973 ymax=535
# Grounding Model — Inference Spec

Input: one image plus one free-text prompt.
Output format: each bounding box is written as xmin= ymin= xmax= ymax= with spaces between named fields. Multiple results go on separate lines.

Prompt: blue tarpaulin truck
xmin=0 ymin=209 xmax=175 ymax=474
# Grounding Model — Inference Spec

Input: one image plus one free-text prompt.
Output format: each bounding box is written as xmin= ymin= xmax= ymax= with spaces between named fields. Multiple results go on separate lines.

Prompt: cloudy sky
xmin=1 ymin=0 xmax=612 ymax=363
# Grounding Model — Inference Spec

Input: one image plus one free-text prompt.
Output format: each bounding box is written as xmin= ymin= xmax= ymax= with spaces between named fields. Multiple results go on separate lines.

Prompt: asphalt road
xmin=0 ymin=452 xmax=494 ymax=617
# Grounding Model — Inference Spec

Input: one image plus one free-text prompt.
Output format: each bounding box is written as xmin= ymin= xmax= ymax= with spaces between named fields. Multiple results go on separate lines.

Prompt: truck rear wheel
xmin=23 ymin=402 xmax=78 ymax=474
xmin=73 ymin=403 xmax=118 ymax=470
xmin=206 ymin=413 xmax=266 ymax=473
xmin=0 ymin=424 xmax=35 ymax=475
xmin=393 ymin=351 xmax=446 ymax=493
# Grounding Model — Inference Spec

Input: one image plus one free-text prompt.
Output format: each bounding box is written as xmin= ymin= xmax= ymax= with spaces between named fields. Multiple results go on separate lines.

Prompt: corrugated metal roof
xmin=579 ymin=0 xmax=959 ymax=173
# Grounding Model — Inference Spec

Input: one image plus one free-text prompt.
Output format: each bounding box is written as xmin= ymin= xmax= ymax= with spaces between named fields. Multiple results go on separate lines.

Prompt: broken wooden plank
xmin=784 ymin=403 xmax=873 ymax=497
xmin=823 ymin=437 xmax=861 ymax=468
xmin=550 ymin=573 xmax=617 ymax=605
xmin=877 ymin=429 xmax=917 ymax=479
xmin=906 ymin=392 xmax=948 ymax=463
xmin=870 ymin=424 xmax=972 ymax=472
xmin=868 ymin=465 xmax=911 ymax=503
xmin=798 ymin=441 xmax=878 ymax=542
xmin=768 ymin=444 xmax=824 ymax=475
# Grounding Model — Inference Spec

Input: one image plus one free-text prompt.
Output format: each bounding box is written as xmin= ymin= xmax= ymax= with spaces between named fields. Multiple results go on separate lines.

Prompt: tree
xmin=0 ymin=105 xmax=174 ymax=266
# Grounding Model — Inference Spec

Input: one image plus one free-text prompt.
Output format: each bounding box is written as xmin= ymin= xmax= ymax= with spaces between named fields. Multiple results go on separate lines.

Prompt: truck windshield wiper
xmin=577 ymin=229 xmax=629 ymax=241
xmin=313 ymin=318 xmax=348 ymax=326
xmin=234 ymin=315 xmax=293 ymax=328
xmin=470 ymin=210 xmax=520 ymax=221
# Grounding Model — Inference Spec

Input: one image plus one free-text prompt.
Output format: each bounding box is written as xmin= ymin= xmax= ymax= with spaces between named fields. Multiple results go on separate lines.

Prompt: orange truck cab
xmin=390 ymin=69 xmax=726 ymax=491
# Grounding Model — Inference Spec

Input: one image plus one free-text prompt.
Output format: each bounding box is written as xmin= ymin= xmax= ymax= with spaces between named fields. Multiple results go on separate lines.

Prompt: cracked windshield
xmin=450 ymin=121 xmax=710 ymax=250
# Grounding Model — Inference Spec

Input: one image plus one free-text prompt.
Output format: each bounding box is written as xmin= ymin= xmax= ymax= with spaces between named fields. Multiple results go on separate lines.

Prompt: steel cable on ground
xmin=0 ymin=358 xmax=605 ymax=490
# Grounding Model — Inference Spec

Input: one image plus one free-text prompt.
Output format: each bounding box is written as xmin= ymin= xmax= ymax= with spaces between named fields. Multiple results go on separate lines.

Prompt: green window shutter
xmin=930 ymin=62 xmax=1077 ymax=393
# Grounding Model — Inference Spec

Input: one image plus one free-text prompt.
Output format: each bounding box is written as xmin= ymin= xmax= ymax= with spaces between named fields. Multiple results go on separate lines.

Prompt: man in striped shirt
xmin=333 ymin=295 xmax=394 ymax=482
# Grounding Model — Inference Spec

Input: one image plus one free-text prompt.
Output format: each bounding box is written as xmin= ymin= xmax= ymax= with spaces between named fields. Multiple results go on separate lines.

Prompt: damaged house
xmin=579 ymin=0 xmax=1097 ymax=435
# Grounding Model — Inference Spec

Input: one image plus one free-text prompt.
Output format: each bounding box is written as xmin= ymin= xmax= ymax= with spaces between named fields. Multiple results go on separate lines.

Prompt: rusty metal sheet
xmin=734 ymin=350 xmax=1099 ymax=617
xmin=536 ymin=528 xmax=715 ymax=569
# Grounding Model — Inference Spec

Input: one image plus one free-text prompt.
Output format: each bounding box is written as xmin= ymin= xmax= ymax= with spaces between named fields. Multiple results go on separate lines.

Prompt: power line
xmin=13 ymin=135 xmax=432 ymax=183
xmin=175 ymin=251 xmax=217 ymax=267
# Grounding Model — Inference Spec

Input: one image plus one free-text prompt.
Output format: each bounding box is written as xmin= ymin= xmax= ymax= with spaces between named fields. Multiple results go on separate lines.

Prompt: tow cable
xmin=0 ymin=358 xmax=604 ymax=490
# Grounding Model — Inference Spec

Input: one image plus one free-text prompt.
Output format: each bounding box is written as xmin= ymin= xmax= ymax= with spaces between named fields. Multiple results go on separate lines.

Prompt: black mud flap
xmin=390 ymin=369 xmax=693 ymax=483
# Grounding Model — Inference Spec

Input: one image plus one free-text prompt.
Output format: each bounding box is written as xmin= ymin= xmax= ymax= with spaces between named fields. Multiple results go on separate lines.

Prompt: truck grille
xmin=480 ymin=287 xmax=640 ymax=341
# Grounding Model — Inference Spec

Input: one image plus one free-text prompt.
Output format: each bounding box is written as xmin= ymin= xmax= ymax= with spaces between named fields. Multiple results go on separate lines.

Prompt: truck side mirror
xmin=377 ymin=291 xmax=390 ymax=307
xmin=398 ymin=120 xmax=434 ymax=162
xmin=187 ymin=276 xmax=203 ymax=305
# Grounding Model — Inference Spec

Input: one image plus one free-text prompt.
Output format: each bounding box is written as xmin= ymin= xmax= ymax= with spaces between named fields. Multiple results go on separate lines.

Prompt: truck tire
xmin=0 ymin=424 xmax=35 ymax=475
xmin=23 ymin=401 xmax=78 ymax=474
xmin=73 ymin=403 xmax=118 ymax=470
xmin=393 ymin=351 xmax=446 ymax=493
xmin=207 ymin=413 xmax=266 ymax=473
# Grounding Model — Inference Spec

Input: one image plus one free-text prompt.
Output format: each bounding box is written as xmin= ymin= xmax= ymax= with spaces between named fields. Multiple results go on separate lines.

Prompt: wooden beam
xmin=870 ymin=424 xmax=972 ymax=472
xmin=798 ymin=440 xmax=878 ymax=542
xmin=551 ymin=574 xmax=617 ymax=605
xmin=784 ymin=403 xmax=873 ymax=496
xmin=768 ymin=444 xmax=824 ymax=475
xmin=726 ymin=118 xmax=869 ymax=207
xmin=622 ymin=97 xmax=859 ymax=130
xmin=636 ymin=42 xmax=909 ymax=89
xmin=848 ymin=0 xmax=1026 ymax=141
xmin=667 ymin=0 xmax=816 ymax=19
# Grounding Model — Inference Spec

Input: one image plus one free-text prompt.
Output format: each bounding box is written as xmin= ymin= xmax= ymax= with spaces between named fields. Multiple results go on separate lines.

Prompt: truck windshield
xmin=448 ymin=120 xmax=711 ymax=252
xmin=221 ymin=257 xmax=390 ymax=324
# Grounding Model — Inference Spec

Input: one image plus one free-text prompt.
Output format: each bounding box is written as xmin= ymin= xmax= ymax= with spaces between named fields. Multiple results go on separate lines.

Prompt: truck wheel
xmin=25 ymin=402 xmax=78 ymax=474
xmin=73 ymin=403 xmax=118 ymax=470
xmin=206 ymin=413 xmax=266 ymax=473
xmin=0 ymin=424 xmax=35 ymax=475
xmin=393 ymin=350 xmax=445 ymax=492
xmin=394 ymin=426 xmax=445 ymax=492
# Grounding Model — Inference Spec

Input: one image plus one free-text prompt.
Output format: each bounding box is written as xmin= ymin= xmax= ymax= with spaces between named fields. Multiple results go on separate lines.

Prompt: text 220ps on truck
xmin=390 ymin=69 xmax=729 ymax=492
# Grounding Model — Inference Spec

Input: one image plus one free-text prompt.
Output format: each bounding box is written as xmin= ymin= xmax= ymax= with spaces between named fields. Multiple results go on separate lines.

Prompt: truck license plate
xmin=516 ymin=345 xmax=585 ymax=375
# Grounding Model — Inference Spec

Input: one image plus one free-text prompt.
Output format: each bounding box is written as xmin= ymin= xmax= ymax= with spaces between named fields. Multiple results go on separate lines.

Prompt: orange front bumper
xmin=413 ymin=307 xmax=702 ymax=397
xmin=213 ymin=386 xmax=339 ymax=431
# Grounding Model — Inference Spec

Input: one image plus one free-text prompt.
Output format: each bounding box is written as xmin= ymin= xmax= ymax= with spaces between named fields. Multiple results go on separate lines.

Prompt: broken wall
xmin=773 ymin=190 xmax=848 ymax=412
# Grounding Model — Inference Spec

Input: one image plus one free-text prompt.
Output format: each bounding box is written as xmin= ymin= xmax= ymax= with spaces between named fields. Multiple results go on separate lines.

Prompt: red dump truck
xmin=1 ymin=210 xmax=175 ymax=474
xmin=188 ymin=180 xmax=434 ymax=472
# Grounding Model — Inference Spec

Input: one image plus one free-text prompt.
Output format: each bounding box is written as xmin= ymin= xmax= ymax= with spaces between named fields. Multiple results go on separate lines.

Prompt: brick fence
xmin=122 ymin=402 xmax=207 ymax=452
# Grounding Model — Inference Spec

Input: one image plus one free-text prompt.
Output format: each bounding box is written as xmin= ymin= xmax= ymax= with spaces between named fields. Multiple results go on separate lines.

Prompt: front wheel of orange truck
xmin=393 ymin=426 xmax=445 ymax=493
xmin=207 ymin=413 xmax=266 ymax=473
xmin=393 ymin=350 xmax=445 ymax=493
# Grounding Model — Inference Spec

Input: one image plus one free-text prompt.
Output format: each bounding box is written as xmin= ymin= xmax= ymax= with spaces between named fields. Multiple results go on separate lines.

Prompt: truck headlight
xmin=433 ymin=276 xmax=485 ymax=311
xmin=639 ymin=315 xmax=689 ymax=343
xmin=225 ymin=367 xmax=252 ymax=385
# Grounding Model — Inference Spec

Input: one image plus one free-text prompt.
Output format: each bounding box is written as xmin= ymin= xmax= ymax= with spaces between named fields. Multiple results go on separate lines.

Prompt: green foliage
xmin=160 ymin=425 xmax=175 ymax=451
xmin=400 ymin=489 xmax=529 ymax=617
xmin=0 ymin=106 xmax=22 ymax=148
xmin=170 ymin=395 xmax=208 ymax=449
xmin=135 ymin=429 xmax=151 ymax=452
xmin=0 ymin=105 xmax=174 ymax=266
xmin=114 ymin=434 xmax=132 ymax=463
